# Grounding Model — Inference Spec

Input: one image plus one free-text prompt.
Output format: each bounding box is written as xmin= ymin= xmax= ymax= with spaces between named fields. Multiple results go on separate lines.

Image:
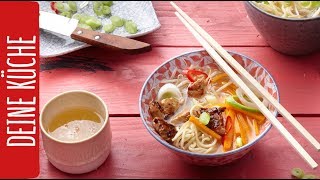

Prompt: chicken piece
xmin=187 ymin=77 xmax=207 ymax=98
xmin=153 ymin=117 xmax=177 ymax=143
xmin=171 ymin=111 xmax=190 ymax=124
xmin=200 ymin=107 xmax=226 ymax=135
xmin=148 ymin=100 xmax=164 ymax=119
xmin=160 ymin=97 xmax=180 ymax=117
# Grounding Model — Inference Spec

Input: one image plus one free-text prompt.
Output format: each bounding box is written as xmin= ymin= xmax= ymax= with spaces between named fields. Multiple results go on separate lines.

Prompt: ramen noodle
xmin=148 ymin=66 xmax=268 ymax=154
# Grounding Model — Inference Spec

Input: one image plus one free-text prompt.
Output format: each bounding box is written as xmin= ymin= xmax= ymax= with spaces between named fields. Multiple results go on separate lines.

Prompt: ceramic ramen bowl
xmin=244 ymin=1 xmax=320 ymax=56
xmin=139 ymin=50 xmax=279 ymax=166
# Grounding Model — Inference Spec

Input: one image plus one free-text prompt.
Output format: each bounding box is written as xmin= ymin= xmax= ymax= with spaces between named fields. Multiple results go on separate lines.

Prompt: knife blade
xmin=39 ymin=11 xmax=151 ymax=54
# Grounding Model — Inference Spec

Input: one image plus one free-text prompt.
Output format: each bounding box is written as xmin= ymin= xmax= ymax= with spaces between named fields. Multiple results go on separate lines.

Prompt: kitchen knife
xmin=39 ymin=11 xmax=151 ymax=54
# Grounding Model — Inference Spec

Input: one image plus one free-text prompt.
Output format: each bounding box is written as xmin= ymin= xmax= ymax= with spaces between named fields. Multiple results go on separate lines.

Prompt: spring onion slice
xmin=72 ymin=13 xmax=82 ymax=20
xmin=103 ymin=23 xmax=115 ymax=33
xmin=85 ymin=17 xmax=102 ymax=30
xmin=55 ymin=2 xmax=65 ymax=12
xmin=77 ymin=23 xmax=92 ymax=30
xmin=124 ymin=20 xmax=138 ymax=34
xmin=94 ymin=2 xmax=111 ymax=16
xmin=102 ymin=1 xmax=113 ymax=6
xmin=60 ymin=11 xmax=71 ymax=18
xmin=78 ymin=15 xmax=91 ymax=24
xmin=110 ymin=16 xmax=124 ymax=27
xmin=291 ymin=168 xmax=305 ymax=179
xmin=199 ymin=112 xmax=210 ymax=125
xmin=67 ymin=1 xmax=77 ymax=12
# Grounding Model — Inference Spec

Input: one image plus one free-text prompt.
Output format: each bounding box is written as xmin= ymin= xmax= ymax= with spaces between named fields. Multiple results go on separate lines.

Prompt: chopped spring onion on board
xmin=93 ymin=1 xmax=111 ymax=16
xmin=55 ymin=2 xmax=65 ymax=12
xmin=78 ymin=15 xmax=91 ymax=24
xmin=60 ymin=11 xmax=72 ymax=18
xmin=67 ymin=1 xmax=77 ymax=12
xmin=124 ymin=20 xmax=138 ymax=34
xmin=85 ymin=17 xmax=102 ymax=30
xmin=72 ymin=13 xmax=83 ymax=21
xmin=110 ymin=16 xmax=124 ymax=27
xmin=102 ymin=1 xmax=113 ymax=6
xmin=103 ymin=23 xmax=115 ymax=33
xmin=77 ymin=23 xmax=93 ymax=30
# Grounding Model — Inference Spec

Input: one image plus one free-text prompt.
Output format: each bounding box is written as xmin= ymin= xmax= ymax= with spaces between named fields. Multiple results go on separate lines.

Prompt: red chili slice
xmin=186 ymin=69 xmax=208 ymax=82
xmin=50 ymin=2 xmax=58 ymax=14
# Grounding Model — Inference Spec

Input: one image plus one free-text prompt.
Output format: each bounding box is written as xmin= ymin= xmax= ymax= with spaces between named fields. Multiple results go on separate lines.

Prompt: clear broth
xmin=47 ymin=107 xmax=104 ymax=142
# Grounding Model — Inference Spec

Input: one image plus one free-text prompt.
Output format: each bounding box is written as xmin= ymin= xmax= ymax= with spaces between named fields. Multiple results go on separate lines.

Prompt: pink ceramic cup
xmin=40 ymin=90 xmax=112 ymax=174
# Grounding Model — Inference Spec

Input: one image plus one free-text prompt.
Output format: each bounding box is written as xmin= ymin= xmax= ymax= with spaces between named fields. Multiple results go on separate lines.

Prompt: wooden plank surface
xmin=38 ymin=117 xmax=320 ymax=179
xmin=136 ymin=1 xmax=269 ymax=47
xmin=40 ymin=47 xmax=320 ymax=115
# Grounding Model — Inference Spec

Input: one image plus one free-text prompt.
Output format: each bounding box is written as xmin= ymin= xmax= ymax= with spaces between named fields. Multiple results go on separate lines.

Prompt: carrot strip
xmin=210 ymin=73 xmax=228 ymax=84
xmin=230 ymin=83 xmax=237 ymax=90
xmin=237 ymin=113 xmax=251 ymax=133
xmin=234 ymin=118 xmax=241 ymax=136
xmin=256 ymin=117 xmax=266 ymax=125
xmin=225 ymin=104 xmax=266 ymax=124
xmin=223 ymin=109 xmax=235 ymax=152
xmin=189 ymin=116 xmax=221 ymax=140
xmin=236 ymin=113 xmax=249 ymax=145
xmin=253 ymin=119 xmax=259 ymax=136
xmin=225 ymin=87 xmax=236 ymax=95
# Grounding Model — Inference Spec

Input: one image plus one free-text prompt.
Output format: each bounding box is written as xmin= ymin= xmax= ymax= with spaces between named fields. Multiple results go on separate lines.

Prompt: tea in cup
xmin=40 ymin=90 xmax=112 ymax=174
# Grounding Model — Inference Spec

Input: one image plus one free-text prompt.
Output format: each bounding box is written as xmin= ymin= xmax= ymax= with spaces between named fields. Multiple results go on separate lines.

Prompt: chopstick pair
xmin=170 ymin=1 xmax=319 ymax=169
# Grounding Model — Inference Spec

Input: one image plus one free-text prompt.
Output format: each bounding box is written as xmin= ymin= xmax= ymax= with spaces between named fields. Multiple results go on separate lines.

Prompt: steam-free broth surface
xmin=47 ymin=107 xmax=104 ymax=142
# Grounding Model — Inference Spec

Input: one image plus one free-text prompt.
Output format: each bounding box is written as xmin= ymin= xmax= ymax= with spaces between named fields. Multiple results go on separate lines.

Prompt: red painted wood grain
xmin=136 ymin=1 xmax=269 ymax=47
xmin=38 ymin=117 xmax=320 ymax=179
xmin=40 ymin=47 xmax=320 ymax=115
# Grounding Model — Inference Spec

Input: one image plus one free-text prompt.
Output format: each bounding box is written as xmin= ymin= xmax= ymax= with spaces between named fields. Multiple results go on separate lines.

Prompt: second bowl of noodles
xmin=139 ymin=50 xmax=279 ymax=166
xmin=244 ymin=1 xmax=320 ymax=55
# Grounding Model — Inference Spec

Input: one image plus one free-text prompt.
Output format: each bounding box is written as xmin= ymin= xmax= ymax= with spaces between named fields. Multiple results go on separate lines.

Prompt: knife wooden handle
xmin=70 ymin=27 xmax=152 ymax=54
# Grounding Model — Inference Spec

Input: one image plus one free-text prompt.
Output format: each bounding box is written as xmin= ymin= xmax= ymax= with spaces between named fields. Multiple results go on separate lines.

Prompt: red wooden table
xmin=38 ymin=1 xmax=320 ymax=178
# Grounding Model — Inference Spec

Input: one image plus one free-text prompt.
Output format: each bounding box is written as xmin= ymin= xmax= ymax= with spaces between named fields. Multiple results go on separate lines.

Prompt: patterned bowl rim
xmin=139 ymin=49 xmax=280 ymax=158
xmin=245 ymin=1 xmax=320 ymax=21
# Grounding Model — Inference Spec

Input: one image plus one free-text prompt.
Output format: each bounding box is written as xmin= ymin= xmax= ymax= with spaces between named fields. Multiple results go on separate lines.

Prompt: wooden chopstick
xmin=170 ymin=1 xmax=320 ymax=153
xmin=171 ymin=2 xmax=318 ymax=169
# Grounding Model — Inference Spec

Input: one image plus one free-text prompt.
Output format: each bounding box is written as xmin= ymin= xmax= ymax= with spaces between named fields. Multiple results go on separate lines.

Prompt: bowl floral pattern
xmin=139 ymin=49 xmax=279 ymax=166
